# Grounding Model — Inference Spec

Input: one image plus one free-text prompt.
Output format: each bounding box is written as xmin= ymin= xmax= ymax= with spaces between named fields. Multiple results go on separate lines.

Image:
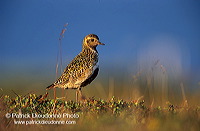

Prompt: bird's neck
xmin=82 ymin=44 xmax=98 ymax=54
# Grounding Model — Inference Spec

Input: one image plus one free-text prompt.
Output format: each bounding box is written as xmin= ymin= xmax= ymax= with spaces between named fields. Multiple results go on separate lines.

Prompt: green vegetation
xmin=1 ymin=93 xmax=200 ymax=131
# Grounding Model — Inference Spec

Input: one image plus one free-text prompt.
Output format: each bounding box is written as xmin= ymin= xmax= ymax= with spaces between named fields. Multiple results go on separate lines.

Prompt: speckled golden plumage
xmin=46 ymin=34 xmax=104 ymax=101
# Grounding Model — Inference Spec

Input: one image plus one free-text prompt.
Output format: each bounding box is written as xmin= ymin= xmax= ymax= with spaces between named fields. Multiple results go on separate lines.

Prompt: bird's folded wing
xmin=74 ymin=68 xmax=92 ymax=85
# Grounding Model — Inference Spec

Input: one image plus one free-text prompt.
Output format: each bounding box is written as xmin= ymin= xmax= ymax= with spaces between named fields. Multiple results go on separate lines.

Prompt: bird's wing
xmin=54 ymin=52 xmax=98 ymax=88
xmin=74 ymin=67 xmax=94 ymax=86
xmin=74 ymin=61 xmax=99 ymax=86
xmin=54 ymin=53 xmax=83 ymax=85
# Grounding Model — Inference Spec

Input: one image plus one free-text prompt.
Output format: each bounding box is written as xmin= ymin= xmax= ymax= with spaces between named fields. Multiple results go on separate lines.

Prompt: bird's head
xmin=83 ymin=34 xmax=105 ymax=49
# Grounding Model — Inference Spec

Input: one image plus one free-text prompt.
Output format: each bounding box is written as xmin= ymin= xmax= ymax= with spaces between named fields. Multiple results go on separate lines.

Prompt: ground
xmin=1 ymin=93 xmax=200 ymax=131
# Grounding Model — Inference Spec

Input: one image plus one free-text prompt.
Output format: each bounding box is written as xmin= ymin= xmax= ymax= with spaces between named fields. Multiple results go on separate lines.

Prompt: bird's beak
xmin=98 ymin=41 xmax=105 ymax=45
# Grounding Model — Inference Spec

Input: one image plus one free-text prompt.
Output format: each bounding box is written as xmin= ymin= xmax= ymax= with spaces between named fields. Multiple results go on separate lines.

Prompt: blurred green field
xmin=1 ymin=65 xmax=200 ymax=106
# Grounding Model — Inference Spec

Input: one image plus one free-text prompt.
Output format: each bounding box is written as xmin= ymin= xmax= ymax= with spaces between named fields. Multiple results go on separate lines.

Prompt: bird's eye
xmin=91 ymin=39 xmax=94 ymax=42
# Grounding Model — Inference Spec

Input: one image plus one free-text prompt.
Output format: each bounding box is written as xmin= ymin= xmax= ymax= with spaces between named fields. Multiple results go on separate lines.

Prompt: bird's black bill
xmin=98 ymin=42 xmax=105 ymax=45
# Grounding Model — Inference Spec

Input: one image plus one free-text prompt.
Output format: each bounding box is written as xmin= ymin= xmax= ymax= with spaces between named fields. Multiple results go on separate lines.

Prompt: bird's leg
xmin=76 ymin=89 xmax=79 ymax=102
xmin=76 ymin=88 xmax=86 ymax=102
xmin=79 ymin=88 xmax=85 ymax=100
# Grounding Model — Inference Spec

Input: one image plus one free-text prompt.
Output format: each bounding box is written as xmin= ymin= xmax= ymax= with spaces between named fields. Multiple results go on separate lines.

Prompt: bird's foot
xmin=80 ymin=95 xmax=87 ymax=102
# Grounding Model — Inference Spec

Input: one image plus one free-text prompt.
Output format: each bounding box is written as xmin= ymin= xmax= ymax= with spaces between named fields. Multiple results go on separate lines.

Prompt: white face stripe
xmin=93 ymin=61 xmax=99 ymax=71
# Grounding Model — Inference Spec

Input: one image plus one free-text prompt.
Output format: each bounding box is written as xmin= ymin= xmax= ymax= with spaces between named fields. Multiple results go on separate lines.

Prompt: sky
xmin=0 ymin=0 xmax=200 ymax=92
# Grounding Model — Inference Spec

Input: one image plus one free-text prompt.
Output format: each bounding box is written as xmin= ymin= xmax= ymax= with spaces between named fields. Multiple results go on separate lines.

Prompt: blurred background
xmin=1 ymin=0 xmax=200 ymax=106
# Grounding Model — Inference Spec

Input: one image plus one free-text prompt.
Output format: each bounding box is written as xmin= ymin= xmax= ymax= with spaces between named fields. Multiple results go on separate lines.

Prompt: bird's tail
xmin=46 ymin=84 xmax=55 ymax=90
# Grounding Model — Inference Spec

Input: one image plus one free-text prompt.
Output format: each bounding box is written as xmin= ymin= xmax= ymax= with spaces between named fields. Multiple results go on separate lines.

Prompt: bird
xmin=46 ymin=34 xmax=105 ymax=102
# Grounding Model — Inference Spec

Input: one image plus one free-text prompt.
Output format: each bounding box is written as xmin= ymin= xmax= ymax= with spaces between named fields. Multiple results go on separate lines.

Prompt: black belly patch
xmin=80 ymin=67 xmax=99 ymax=87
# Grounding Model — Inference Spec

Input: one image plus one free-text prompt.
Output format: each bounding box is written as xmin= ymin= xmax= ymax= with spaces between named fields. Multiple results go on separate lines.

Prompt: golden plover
xmin=46 ymin=34 xmax=104 ymax=101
